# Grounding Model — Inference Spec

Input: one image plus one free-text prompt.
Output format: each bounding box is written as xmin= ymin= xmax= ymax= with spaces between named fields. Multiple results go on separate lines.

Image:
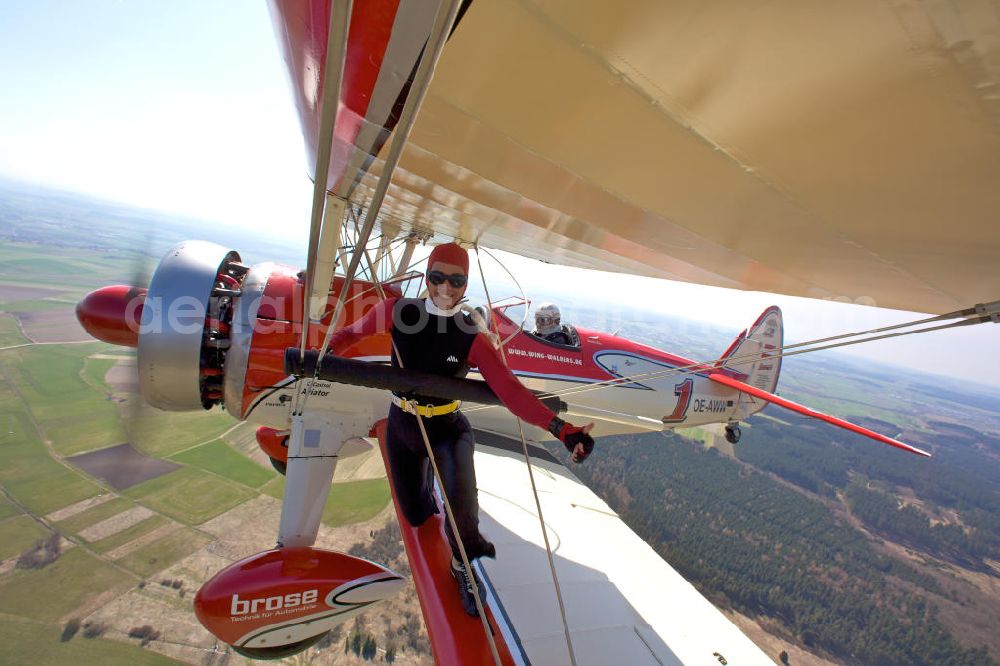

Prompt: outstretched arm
xmin=468 ymin=335 xmax=595 ymax=462
xmin=328 ymin=297 xmax=397 ymax=356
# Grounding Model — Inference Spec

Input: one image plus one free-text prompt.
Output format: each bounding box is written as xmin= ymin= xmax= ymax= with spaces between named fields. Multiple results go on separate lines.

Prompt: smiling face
xmin=427 ymin=260 xmax=468 ymax=310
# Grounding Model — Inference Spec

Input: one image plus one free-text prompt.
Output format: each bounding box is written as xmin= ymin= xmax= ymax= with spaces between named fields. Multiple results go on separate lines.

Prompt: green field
xmin=0 ymin=312 xmax=29 ymax=347
xmin=0 ymin=547 xmax=136 ymax=622
xmin=0 ymin=243 xmax=137 ymax=290
xmin=262 ymin=476 xmax=391 ymax=527
xmin=124 ymin=467 xmax=255 ymax=525
xmin=0 ymin=617 xmax=183 ymax=666
xmin=170 ymin=438 xmax=274 ymax=489
xmin=126 ymin=398 xmax=236 ymax=458
xmin=90 ymin=515 xmax=169 ymax=555
xmin=80 ymin=356 xmax=119 ymax=393
xmin=0 ymin=194 xmax=318 ymax=662
xmin=780 ymin=372 xmax=915 ymax=425
xmin=4 ymin=344 xmax=126 ymax=456
xmin=0 ymin=492 xmax=20 ymax=520
xmin=116 ymin=527 xmax=211 ymax=578
xmin=0 ymin=406 xmax=101 ymax=515
xmin=323 ymin=478 xmax=390 ymax=526
xmin=1 ymin=294 xmax=85 ymax=313
xmin=0 ymin=514 xmax=52 ymax=560
xmin=54 ymin=496 xmax=134 ymax=535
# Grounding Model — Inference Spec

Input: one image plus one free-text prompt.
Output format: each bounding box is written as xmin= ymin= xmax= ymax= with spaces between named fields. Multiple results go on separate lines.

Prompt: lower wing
xmin=376 ymin=421 xmax=775 ymax=665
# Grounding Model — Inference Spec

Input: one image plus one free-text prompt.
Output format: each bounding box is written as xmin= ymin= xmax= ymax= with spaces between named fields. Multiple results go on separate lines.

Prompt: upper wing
xmin=270 ymin=0 xmax=1000 ymax=313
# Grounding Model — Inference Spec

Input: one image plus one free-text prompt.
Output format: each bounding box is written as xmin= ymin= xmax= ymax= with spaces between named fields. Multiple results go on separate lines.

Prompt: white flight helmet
xmin=534 ymin=302 xmax=561 ymax=336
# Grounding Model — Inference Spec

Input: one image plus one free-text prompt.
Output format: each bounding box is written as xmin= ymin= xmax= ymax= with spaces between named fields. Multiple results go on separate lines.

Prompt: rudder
xmin=716 ymin=306 xmax=782 ymax=394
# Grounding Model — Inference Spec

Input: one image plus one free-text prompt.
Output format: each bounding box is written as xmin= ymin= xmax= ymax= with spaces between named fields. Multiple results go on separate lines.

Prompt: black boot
xmin=450 ymin=557 xmax=485 ymax=617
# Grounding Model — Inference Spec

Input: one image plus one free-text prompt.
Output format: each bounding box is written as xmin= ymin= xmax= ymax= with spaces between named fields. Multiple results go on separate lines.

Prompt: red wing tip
xmin=890 ymin=434 xmax=931 ymax=458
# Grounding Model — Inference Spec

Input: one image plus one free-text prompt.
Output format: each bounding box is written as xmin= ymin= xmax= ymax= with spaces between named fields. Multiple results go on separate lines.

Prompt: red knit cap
xmin=427 ymin=242 xmax=469 ymax=274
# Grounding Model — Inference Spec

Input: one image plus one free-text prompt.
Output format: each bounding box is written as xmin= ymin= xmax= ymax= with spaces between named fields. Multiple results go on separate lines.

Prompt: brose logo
xmin=230 ymin=589 xmax=319 ymax=616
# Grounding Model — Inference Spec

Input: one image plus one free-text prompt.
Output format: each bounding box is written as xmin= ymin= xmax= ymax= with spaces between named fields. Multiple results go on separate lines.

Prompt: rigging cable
xmin=475 ymin=246 xmax=579 ymax=666
xmin=478 ymin=246 xmax=531 ymax=346
xmin=333 ymin=221 xmax=502 ymax=663
xmin=383 ymin=277 xmax=503 ymax=666
xmin=459 ymin=278 xmax=995 ymax=413
xmin=533 ymin=315 xmax=991 ymax=406
xmin=410 ymin=409 xmax=503 ymax=666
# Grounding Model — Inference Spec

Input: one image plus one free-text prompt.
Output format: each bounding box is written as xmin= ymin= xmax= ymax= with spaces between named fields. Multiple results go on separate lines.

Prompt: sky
xmin=0 ymin=1 xmax=997 ymax=388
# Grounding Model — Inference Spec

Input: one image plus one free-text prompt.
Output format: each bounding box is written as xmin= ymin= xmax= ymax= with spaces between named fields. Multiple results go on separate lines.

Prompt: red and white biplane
xmin=75 ymin=0 xmax=999 ymax=663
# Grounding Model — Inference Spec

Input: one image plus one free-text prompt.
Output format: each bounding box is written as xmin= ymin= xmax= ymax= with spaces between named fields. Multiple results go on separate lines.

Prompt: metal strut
xmin=299 ymin=0 xmax=353 ymax=364
xmin=296 ymin=0 xmax=467 ymax=417
xmin=975 ymin=299 xmax=1000 ymax=324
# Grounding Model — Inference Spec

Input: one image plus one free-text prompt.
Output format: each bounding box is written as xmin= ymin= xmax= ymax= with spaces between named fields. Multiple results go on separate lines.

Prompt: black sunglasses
xmin=427 ymin=270 xmax=468 ymax=288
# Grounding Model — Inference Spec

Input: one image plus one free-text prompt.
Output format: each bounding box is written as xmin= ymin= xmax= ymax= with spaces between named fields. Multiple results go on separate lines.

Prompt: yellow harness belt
xmin=391 ymin=396 xmax=461 ymax=417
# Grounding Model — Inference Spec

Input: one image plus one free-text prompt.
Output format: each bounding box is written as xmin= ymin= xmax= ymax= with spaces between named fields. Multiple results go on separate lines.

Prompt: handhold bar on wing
xmin=284 ymin=349 xmax=567 ymax=415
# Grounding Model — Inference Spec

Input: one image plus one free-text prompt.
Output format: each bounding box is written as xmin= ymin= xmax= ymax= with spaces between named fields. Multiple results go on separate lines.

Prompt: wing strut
xmin=311 ymin=0 xmax=468 ymax=365
xmin=296 ymin=0 xmax=468 ymax=418
xmin=300 ymin=0 xmax=354 ymax=361
xmin=707 ymin=373 xmax=931 ymax=457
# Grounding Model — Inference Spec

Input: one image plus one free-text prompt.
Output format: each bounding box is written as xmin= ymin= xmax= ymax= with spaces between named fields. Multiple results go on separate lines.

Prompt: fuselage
xmin=228 ymin=262 xmax=757 ymax=440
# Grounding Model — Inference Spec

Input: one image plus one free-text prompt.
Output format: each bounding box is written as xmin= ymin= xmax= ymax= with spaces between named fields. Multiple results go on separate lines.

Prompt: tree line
xmin=570 ymin=430 xmax=996 ymax=666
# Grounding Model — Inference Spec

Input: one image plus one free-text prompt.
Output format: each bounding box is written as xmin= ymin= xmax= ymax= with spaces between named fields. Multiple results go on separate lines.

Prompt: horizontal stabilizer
xmin=708 ymin=373 xmax=930 ymax=457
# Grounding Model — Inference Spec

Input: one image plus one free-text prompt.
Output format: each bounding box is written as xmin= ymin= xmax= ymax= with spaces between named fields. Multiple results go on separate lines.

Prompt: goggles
xmin=427 ymin=270 xmax=468 ymax=288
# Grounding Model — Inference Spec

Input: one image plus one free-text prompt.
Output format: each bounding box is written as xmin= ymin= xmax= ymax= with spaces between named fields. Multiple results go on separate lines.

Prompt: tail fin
xmin=716 ymin=306 xmax=783 ymax=393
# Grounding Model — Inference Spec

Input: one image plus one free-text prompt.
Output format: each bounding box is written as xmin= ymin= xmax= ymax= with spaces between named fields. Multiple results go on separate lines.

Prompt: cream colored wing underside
xmin=350 ymin=0 xmax=1000 ymax=314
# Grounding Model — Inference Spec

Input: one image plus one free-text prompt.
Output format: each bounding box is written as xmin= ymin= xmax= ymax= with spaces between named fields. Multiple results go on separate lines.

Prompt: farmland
xmin=0 ymin=220 xmax=403 ymax=664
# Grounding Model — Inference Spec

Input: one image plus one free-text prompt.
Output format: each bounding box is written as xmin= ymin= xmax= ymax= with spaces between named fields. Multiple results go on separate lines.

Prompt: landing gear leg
xmin=724 ymin=422 xmax=741 ymax=445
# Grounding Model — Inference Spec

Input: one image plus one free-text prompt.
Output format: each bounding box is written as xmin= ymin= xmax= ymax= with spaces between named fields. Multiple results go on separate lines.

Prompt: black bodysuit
xmin=388 ymin=299 xmax=491 ymax=558
xmin=330 ymin=297 xmax=556 ymax=561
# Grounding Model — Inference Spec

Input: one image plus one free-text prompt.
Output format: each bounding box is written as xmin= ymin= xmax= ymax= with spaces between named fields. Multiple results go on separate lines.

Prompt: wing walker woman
xmin=329 ymin=243 xmax=595 ymax=615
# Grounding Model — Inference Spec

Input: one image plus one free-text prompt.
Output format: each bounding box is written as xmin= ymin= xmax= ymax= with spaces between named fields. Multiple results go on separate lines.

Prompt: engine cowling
xmin=136 ymin=241 xmax=247 ymax=410
xmin=76 ymin=241 xmax=247 ymax=411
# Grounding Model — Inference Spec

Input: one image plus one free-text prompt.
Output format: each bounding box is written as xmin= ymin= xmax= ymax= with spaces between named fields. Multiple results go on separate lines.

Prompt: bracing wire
xmin=475 ymin=246 xmax=579 ymax=666
xmin=478 ymin=246 xmax=531 ymax=346
xmin=460 ymin=264 xmax=991 ymax=414
xmin=387 ymin=301 xmax=503 ymax=664
xmin=329 ymin=219 xmax=502 ymax=663
xmin=411 ymin=410 xmax=503 ymax=666
xmin=521 ymin=316 xmax=989 ymax=407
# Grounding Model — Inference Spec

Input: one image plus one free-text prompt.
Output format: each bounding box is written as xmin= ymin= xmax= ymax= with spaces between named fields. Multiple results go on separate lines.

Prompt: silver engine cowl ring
xmin=137 ymin=241 xmax=247 ymax=411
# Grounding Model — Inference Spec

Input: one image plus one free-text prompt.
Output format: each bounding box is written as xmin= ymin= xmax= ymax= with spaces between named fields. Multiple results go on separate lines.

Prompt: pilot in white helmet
xmin=532 ymin=302 xmax=572 ymax=345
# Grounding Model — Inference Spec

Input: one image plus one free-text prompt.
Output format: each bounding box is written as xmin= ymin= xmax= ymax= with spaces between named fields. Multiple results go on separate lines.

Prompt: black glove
xmin=548 ymin=416 xmax=595 ymax=463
